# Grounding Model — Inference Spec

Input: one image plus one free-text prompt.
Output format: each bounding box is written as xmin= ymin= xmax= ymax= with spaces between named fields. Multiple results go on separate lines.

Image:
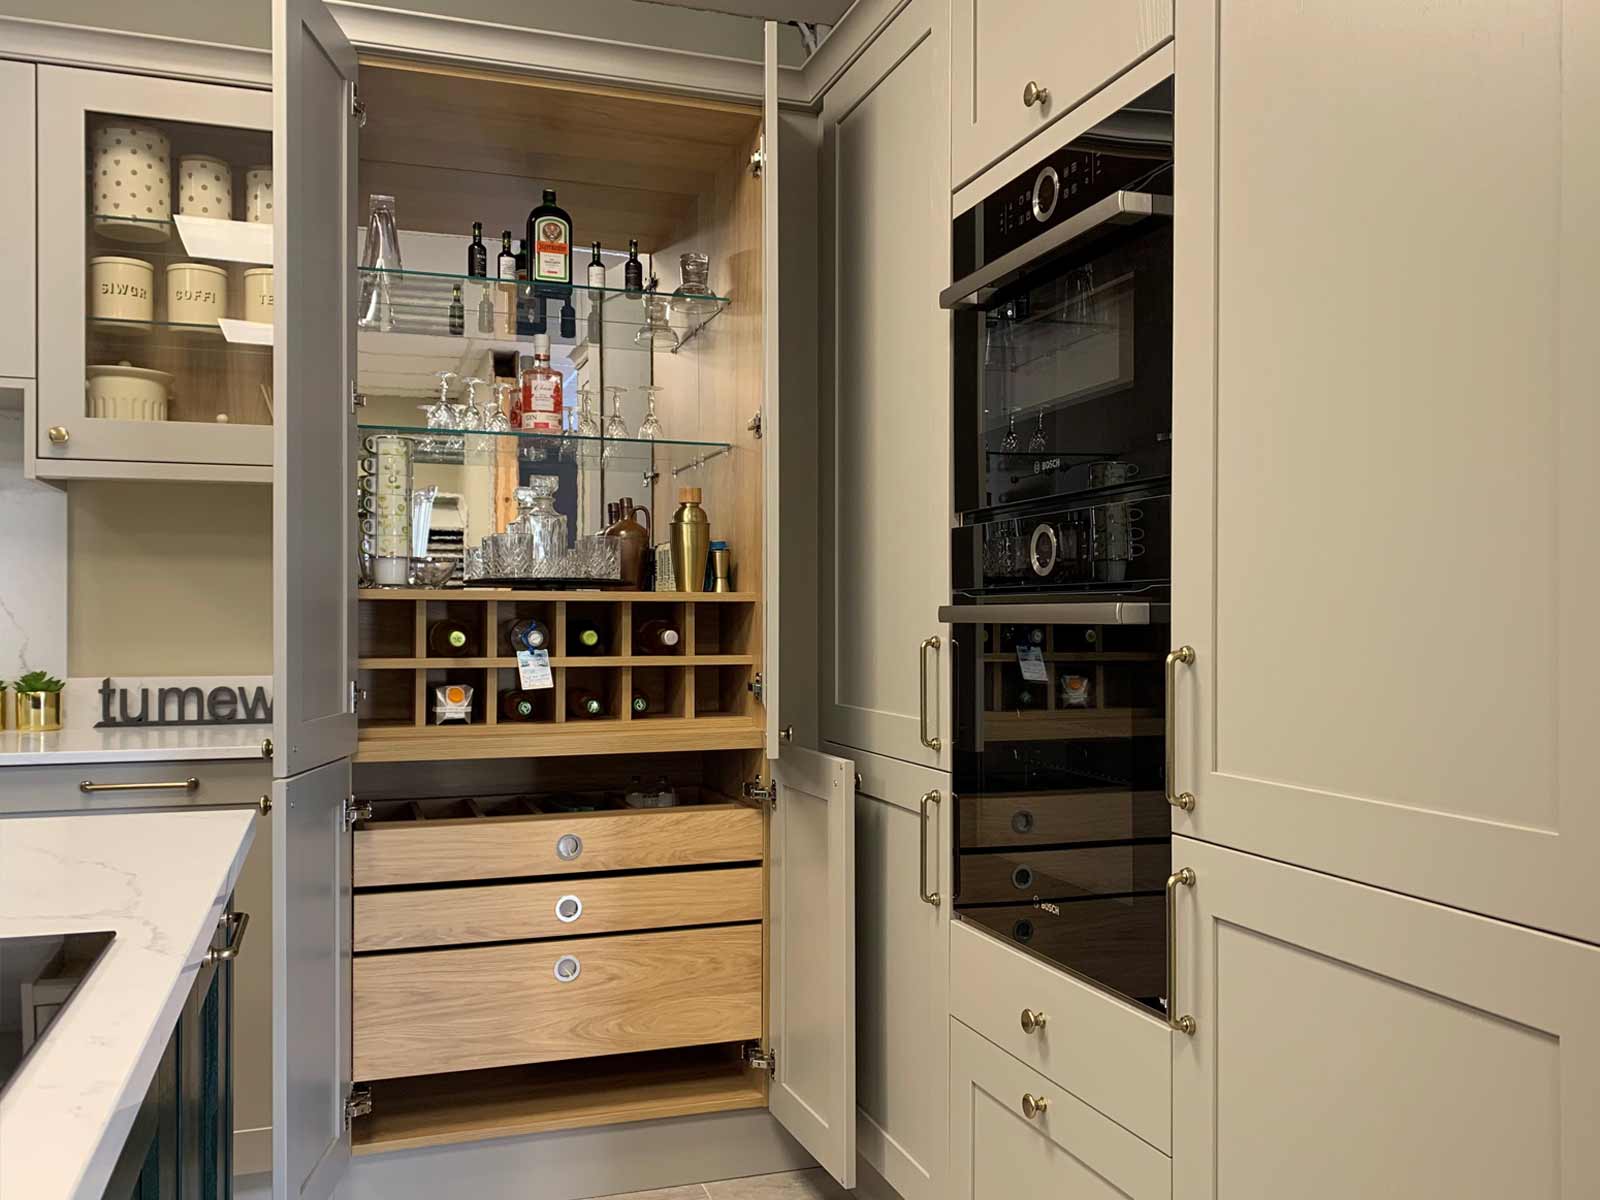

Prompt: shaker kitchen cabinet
xmin=1 ymin=59 xmax=36 ymax=381
xmin=843 ymin=744 xmax=950 ymax=1200
xmin=819 ymin=0 xmax=952 ymax=770
xmin=949 ymin=0 xmax=1171 ymax=190
xmin=1170 ymin=0 xmax=1600 ymax=941
xmin=1170 ymin=836 xmax=1600 ymax=1200
xmin=949 ymin=1020 xmax=1170 ymax=1200
xmin=271 ymin=2 xmax=859 ymax=1196
xmin=35 ymin=66 xmax=273 ymax=483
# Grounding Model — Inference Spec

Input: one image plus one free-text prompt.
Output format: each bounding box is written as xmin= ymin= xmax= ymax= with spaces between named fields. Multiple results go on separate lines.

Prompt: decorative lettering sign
xmin=95 ymin=678 xmax=273 ymax=728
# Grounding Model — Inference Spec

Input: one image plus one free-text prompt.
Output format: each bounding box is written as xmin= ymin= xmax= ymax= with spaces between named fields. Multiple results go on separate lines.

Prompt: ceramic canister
xmin=242 ymin=267 xmax=274 ymax=323
xmin=92 ymin=123 xmax=171 ymax=241
xmin=88 ymin=256 xmax=155 ymax=325
xmin=167 ymin=262 xmax=229 ymax=328
xmin=85 ymin=361 xmax=172 ymax=421
xmin=177 ymin=154 xmax=233 ymax=218
xmin=245 ymin=166 xmax=273 ymax=224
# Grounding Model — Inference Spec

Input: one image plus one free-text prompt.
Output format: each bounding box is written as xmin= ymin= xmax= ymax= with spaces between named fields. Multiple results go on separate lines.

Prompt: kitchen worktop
xmin=0 ymin=809 xmax=256 ymax=1200
xmin=0 ymin=723 xmax=270 ymax=766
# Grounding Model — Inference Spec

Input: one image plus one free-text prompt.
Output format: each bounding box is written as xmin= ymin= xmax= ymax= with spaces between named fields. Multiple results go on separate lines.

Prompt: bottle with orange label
xmin=526 ymin=188 xmax=572 ymax=301
xmin=518 ymin=335 xmax=563 ymax=434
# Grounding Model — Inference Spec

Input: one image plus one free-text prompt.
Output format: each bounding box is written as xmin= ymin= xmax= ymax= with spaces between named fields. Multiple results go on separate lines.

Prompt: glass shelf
xmin=90 ymin=213 xmax=273 ymax=264
xmin=357 ymin=422 xmax=733 ymax=475
xmin=356 ymin=267 xmax=729 ymax=353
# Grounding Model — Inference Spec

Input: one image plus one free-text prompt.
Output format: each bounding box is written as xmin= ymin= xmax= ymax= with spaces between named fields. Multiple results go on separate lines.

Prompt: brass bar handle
xmin=919 ymin=635 xmax=942 ymax=752
xmin=80 ymin=777 xmax=199 ymax=794
xmin=1166 ymin=869 xmax=1196 ymax=1035
xmin=204 ymin=911 xmax=250 ymax=965
xmin=1164 ymin=647 xmax=1196 ymax=812
xmin=919 ymin=790 xmax=941 ymax=907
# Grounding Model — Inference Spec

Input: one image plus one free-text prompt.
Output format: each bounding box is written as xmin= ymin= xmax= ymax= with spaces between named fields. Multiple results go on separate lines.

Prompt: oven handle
xmin=939 ymin=190 xmax=1173 ymax=310
xmin=937 ymin=601 xmax=1164 ymax=625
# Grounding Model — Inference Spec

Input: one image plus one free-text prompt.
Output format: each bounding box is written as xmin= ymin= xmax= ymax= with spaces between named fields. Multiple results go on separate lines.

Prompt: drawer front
xmin=0 ymin=758 xmax=270 ymax=814
xmin=959 ymin=791 xmax=1167 ymax=848
xmin=951 ymin=0 xmax=1172 ymax=187
xmin=949 ymin=918 xmax=1170 ymax=1151
xmin=353 ymin=924 xmax=763 ymax=1081
xmin=958 ymin=843 xmax=1170 ymax=904
xmin=950 ymin=1020 xmax=1169 ymax=1200
xmin=355 ymin=866 xmax=763 ymax=951
xmin=354 ymin=804 xmax=763 ymax=887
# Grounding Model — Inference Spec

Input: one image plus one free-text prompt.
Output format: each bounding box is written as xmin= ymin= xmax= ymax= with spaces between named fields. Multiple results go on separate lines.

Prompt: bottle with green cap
xmin=427 ymin=618 xmax=473 ymax=657
xmin=568 ymin=689 xmax=606 ymax=719
xmin=568 ymin=618 xmax=607 ymax=656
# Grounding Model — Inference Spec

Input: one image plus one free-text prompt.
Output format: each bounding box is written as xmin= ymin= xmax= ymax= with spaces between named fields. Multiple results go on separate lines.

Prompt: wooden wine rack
xmin=356 ymin=588 xmax=763 ymax=762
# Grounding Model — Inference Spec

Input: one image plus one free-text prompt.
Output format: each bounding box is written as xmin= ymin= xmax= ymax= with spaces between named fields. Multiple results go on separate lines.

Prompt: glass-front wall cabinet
xmin=37 ymin=67 xmax=272 ymax=480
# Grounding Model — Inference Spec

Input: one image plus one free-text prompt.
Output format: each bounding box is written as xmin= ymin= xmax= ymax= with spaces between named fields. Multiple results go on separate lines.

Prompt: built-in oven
xmin=941 ymin=77 xmax=1178 ymax=1020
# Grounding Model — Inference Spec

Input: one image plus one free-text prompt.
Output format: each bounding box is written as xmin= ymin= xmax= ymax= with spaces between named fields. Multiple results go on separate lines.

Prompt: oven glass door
xmin=952 ymin=615 xmax=1171 ymax=1015
xmin=954 ymin=223 xmax=1172 ymax=517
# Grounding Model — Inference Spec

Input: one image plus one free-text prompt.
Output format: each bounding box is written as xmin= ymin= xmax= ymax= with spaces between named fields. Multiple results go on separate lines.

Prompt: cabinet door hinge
xmin=350 ymin=382 xmax=367 ymax=413
xmin=749 ymin=136 xmax=765 ymax=178
xmin=746 ymin=410 xmax=763 ymax=440
xmin=747 ymin=671 xmax=764 ymax=703
xmin=743 ymin=1044 xmax=776 ymax=1074
xmin=350 ymin=84 xmax=367 ymax=127
xmin=344 ymin=1085 xmax=372 ymax=1128
xmin=343 ymin=794 xmax=372 ymax=833
xmin=743 ymin=780 xmax=774 ymax=807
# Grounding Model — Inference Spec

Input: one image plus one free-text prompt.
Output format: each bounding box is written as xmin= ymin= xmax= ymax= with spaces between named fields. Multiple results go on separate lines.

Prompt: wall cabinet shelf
xmin=35 ymin=66 xmax=273 ymax=481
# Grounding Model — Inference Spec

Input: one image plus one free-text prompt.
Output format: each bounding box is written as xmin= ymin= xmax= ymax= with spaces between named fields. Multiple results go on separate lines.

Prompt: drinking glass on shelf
xmin=636 ymin=386 xmax=665 ymax=440
xmin=1000 ymin=410 xmax=1019 ymax=454
xmin=357 ymin=194 xmax=403 ymax=332
xmin=486 ymin=382 xmax=514 ymax=433
xmin=635 ymin=289 xmax=681 ymax=350
xmin=602 ymin=385 xmax=631 ymax=462
xmin=575 ymin=385 xmax=602 ymax=438
xmin=1028 ymin=411 xmax=1046 ymax=454
xmin=458 ymin=377 xmax=486 ymax=431
xmin=672 ymin=252 xmax=717 ymax=319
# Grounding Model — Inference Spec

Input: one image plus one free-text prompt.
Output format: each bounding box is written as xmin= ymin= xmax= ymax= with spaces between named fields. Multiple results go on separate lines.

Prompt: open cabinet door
xmin=271 ymin=759 xmax=352 ymax=1200
xmin=272 ymin=0 xmax=359 ymax=777
xmin=769 ymin=745 xmax=858 ymax=1188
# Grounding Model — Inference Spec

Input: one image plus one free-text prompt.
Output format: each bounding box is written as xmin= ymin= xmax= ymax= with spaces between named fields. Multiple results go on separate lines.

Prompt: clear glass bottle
xmin=509 ymin=477 xmax=568 ymax=569
xmin=358 ymin=194 xmax=403 ymax=331
xmin=517 ymin=334 xmax=563 ymax=434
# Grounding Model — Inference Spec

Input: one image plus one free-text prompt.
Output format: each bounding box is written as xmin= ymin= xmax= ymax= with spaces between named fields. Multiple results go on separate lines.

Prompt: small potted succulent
xmin=13 ymin=670 xmax=66 ymax=733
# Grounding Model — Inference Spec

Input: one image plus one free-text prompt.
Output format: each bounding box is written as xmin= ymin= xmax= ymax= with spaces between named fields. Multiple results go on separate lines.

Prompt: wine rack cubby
xmin=356 ymin=588 xmax=763 ymax=762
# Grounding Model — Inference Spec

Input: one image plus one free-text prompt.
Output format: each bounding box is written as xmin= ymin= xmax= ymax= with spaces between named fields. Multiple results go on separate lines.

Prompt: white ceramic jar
xmin=167 ymin=262 xmax=228 ymax=328
xmin=88 ymin=256 xmax=155 ymax=326
xmin=242 ymin=267 xmax=274 ymax=323
xmin=178 ymin=154 xmax=233 ymax=218
xmin=92 ymin=123 xmax=171 ymax=242
xmin=86 ymin=362 xmax=172 ymax=421
xmin=244 ymin=166 xmax=273 ymax=224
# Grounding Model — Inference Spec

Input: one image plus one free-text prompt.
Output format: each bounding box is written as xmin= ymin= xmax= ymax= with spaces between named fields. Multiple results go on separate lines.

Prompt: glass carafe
xmin=510 ymin=476 xmax=569 ymax=570
xmin=358 ymin=194 xmax=404 ymax=331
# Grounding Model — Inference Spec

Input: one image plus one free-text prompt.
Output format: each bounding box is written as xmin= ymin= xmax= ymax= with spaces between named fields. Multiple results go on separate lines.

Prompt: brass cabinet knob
xmin=47 ymin=426 xmax=70 ymax=445
xmin=1021 ymin=1092 xmax=1049 ymax=1120
xmin=1020 ymin=1008 xmax=1048 ymax=1035
xmin=1022 ymin=80 xmax=1050 ymax=108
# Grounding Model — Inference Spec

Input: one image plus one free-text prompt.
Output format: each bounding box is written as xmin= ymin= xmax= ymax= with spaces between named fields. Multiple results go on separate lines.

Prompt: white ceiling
xmin=638 ymin=0 xmax=853 ymax=24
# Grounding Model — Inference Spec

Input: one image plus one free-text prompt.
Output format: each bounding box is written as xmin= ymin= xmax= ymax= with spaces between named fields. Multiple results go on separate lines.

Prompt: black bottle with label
xmin=624 ymin=239 xmax=643 ymax=295
xmin=526 ymin=188 xmax=573 ymax=301
xmin=467 ymin=221 xmax=488 ymax=278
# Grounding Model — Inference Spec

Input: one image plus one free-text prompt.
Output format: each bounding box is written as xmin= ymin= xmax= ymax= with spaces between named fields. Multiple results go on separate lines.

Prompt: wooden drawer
xmin=353 ymin=924 xmax=763 ymax=1081
xmin=354 ymin=802 xmax=763 ymax=887
xmin=355 ymin=866 xmax=763 ymax=951
xmin=950 ymin=918 xmax=1170 ymax=1151
xmin=0 ymin=757 xmax=270 ymax=815
xmin=950 ymin=1020 xmax=1169 ymax=1199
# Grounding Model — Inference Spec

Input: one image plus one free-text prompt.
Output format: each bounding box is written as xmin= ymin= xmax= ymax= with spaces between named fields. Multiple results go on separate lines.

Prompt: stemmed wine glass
xmin=1028 ymin=411 xmax=1047 ymax=454
xmin=636 ymin=385 xmax=665 ymax=440
xmin=1000 ymin=409 xmax=1019 ymax=454
xmin=601 ymin=384 xmax=630 ymax=462
xmin=458 ymin=377 xmax=486 ymax=431
xmin=486 ymin=382 xmax=514 ymax=433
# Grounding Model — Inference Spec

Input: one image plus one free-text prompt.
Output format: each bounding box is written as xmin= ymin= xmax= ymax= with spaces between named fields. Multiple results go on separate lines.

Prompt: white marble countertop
xmin=0 ymin=809 xmax=257 ymax=1200
xmin=0 ymin=724 xmax=270 ymax=766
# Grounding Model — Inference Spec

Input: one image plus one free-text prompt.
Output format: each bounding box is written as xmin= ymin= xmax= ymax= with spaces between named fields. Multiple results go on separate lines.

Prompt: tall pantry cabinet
xmin=1169 ymin=0 xmax=1600 ymax=1194
xmin=268 ymin=3 xmax=855 ymax=1199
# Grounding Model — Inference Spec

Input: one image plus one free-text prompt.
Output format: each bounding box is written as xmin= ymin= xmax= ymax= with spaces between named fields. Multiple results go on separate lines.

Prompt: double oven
xmin=939 ymin=78 xmax=1178 ymax=1019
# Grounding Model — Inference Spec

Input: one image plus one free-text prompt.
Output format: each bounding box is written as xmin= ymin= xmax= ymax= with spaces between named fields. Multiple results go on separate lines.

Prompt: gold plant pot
xmin=17 ymin=690 xmax=63 ymax=733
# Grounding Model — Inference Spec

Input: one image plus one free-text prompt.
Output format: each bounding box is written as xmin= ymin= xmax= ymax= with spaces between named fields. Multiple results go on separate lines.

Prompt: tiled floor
xmin=594 ymin=1169 xmax=852 ymax=1199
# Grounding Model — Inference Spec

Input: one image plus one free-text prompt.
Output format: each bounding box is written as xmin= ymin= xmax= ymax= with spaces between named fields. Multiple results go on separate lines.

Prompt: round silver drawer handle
xmin=555 ymin=832 xmax=583 ymax=861
xmin=555 ymin=894 xmax=583 ymax=923
xmin=1022 ymin=80 xmax=1050 ymax=108
xmin=1020 ymin=1008 xmax=1048 ymax=1035
xmin=1021 ymin=1092 xmax=1050 ymax=1120
xmin=553 ymin=954 xmax=581 ymax=982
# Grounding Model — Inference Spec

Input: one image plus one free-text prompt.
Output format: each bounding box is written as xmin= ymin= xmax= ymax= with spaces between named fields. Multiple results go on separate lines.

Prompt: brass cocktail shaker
xmin=669 ymin=487 xmax=711 ymax=593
